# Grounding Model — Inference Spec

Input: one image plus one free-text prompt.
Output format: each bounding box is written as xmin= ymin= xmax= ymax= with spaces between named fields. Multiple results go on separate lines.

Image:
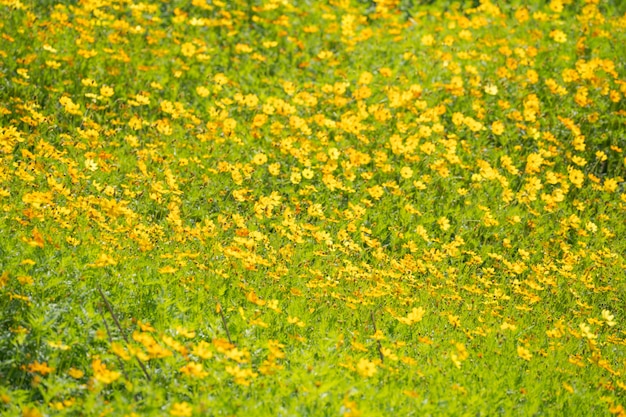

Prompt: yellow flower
xmin=158 ymin=266 xmax=178 ymax=274
xmin=214 ymin=73 xmax=228 ymax=86
xmin=317 ymin=50 xmax=333 ymax=60
xmin=307 ymin=203 xmax=324 ymax=218
xmin=358 ymin=71 xmax=373 ymax=85
xmin=192 ymin=341 xmax=213 ymax=359
xmin=568 ymin=166 xmax=584 ymax=188
xmin=562 ymin=69 xmax=579 ymax=84
xmin=400 ymin=166 xmax=413 ymax=179
xmin=91 ymin=359 xmax=121 ymax=384
xmin=356 ymin=358 xmax=377 ymax=377
xmin=128 ymin=116 xmax=143 ymax=130
xmin=602 ymin=310 xmax=616 ymax=327
xmin=176 ymin=327 xmax=196 ymax=338
xmin=397 ymin=307 xmax=425 ymax=325
xmin=550 ymin=30 xmax=567 ymax=43
xmin=525 ymin=153 xmax=544 ymax=174
xmin=225 ymin=365 xmax=258 ymax=386
xmin=421 ymin=34 xmax=435 ymax=46
xmin=450 ymin=342 xmax=469 ymax=368
xmin=367 ymin=185 xmax=384 ymax=200
xmin=47 ymin=340 xmax=69 ymax=350
xmin=491 ymin=121 xmax=505 ymax=135
xmin=268 ymin=162 xmax=280 ymax=176
xmin=268 ymin=340 xmax=286 ymax=360
xmin=252 ymin=153 xmax=268 ymax=165
xmin=413 ymin=180 xmax=427 ymax=190
xmin=21 ymin=407 xmax=42 ymax=417
xmin=579 ymin=323 xmax=597 ymax=340
xmin=100 ymin=85 xmax=114 ymax=97
xmin=447 ymin=314 xmax=461 ymax=327
xmin=549 ymin=0 xmax=563 ymax=13
xmin=501 ymin=321 xmax=517 ymax=331
xmin=17 ymin=275 xmax=34 ymax=285
xmin=415 ymin=225 xmax=429 ymax=242
xmin=379 ymin=67 xmax=393 ymax=78
xmin=59 ymin=96 xmax=82 ymax=116
xmin=196 ymin=86 xmax=210 ymax=97
xmin=290 ymin=171 xmax=302 ymax=184
xmin=88 ymin=253 xmax=117 ymax=268
xmin=17 ymin=68 xmax=30 ymax=79
xmin=603 ymin=178 xmax=618 ymax=193
xmin=459 ymin=29 xmax=472 ymax=41
xmin=343 ymin=398 xmax=361 ymax=417
xmin=84 ymin=158 xmax=98 ymax=172
xmin=179 ymin=362 xmax=208 ymax=378
xmin=287 ymin=316 xmax=305 ymax=327
xmin=517 ymin=346 xmax=532 ymax=361
xmin=514 ymin=7 xmax=529 ymax=23
xmin=170 ymin=402 xmax=193 ymax=417
xmin=68 ymin=368 xmax=84 ymax=379
xmin=380 ymin=347 xmax=398 ymax=361
xmin=484 ymin=84 xmax=498 ymax=95
xmin=180 ymin=42 xmax=196 ymax=57
xmin=27 ymin=361 xmax=54 ymax=375
xmin=111 ymin=342 xmax=131 ymax=360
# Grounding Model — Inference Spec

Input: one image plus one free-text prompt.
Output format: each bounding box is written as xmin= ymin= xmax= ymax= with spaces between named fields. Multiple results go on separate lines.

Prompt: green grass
xmin=0 ymin=0 xmax=626 ymax=415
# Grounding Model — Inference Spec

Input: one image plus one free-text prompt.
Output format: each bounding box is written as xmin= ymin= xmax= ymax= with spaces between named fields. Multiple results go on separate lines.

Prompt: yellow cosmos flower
xmin=484 ymin=84 xmax=498 ymax=95
xmin=400 ymin=166 xmax=413 ymax=179
xmin=100 ymin=85 xmax=114 ymax=97
xmin=68 ymin=368 xmax=84 ymax=379
xmin=491 ymin=121 xmax=505 ymax=135
xmin=517 ymin=346 xmax=532 ymax=361
xmin=170 ymin=402 xmax=193 ymax=417
xmin=196 ymin=86 xmax=210 ymax=97
xmin=179 ymin=362 xmax=208 ymax=378
xmin=356 ymin=358 xmax=377 ymax=377
xmin=252 ymin=153 xmax=268 ymax=165
xmin=180 ymin=42 xmax=196 ymax=57
xmin=397 ymin=307 xmax=425 ymax=325
xmin=92 ymin=359 xmax=121 ymax=384
xmin=550 ymin=30 xmax=567 ymax=43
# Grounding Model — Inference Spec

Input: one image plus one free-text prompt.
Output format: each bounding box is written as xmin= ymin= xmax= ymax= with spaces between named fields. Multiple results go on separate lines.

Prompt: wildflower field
xmin=1 ymin=0 xmax=626 ymax=415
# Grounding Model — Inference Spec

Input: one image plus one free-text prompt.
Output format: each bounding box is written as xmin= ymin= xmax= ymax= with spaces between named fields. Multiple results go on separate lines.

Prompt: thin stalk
xmin=217 ymin=302 xmax=234 ymax=345
xmin=97 ymin=287 xmax=151 ymax=381
xmin=370 ymin=310 xmax=384 ymax=363
xmin=98 ymin=305 xmax=130 ymax=382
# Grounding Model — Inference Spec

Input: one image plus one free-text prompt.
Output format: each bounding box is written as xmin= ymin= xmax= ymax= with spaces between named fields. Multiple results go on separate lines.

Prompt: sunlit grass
xmin=0 ymin=0 xmax=625 ymax=415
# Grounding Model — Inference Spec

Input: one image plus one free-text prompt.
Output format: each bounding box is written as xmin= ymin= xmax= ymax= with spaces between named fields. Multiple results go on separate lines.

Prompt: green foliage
xmin=0 ymin=0 xmax=625 ymax=415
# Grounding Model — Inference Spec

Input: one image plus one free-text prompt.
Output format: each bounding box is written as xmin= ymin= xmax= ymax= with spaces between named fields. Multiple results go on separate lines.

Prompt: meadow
xmin=1 ymin=0 xmax=626 ymax=415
